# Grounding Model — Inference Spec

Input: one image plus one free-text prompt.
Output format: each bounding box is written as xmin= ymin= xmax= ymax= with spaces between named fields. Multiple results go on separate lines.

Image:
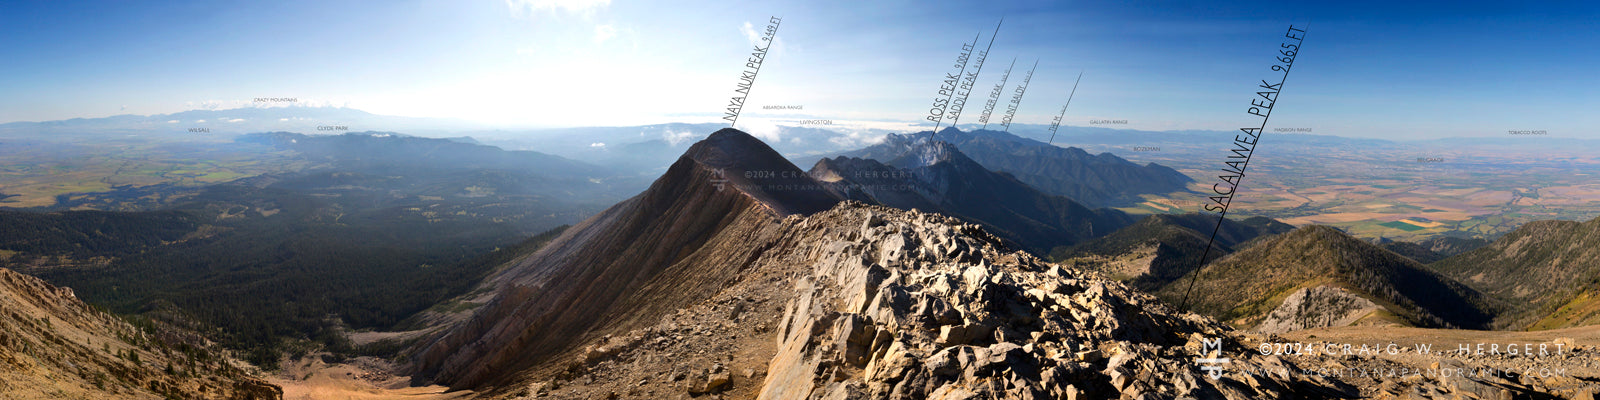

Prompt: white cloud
xmin=594 ymin=24 xmax=617 ymax=44
xmin=740 ymin=22 xmax=763 ymax=47
xmin=195 ymin=119 xmax=207 ymax=123
xmin=227 ymin=118 xmax=245 ymax=123
xmin=741 ymin=119 xmax=782 ymax=142
xmin=183 ymin=98 xmax=347 ymax=112
xmin=167 ymin=120 xmax=179 ymax=123
xmin=827 ymin=129 xmax=888 ymax=148
xmin=738 ymin=21 xmax=787 ymax=67
xmin=589 ymin=142 xmax=606 ymax=147
xmin=279 ymin=118 xmax=289 ymax=121
xmin=506 ymin=0 xmax=610 ymax=18
xmin=662 ymin=129 xmax=697 ymax=146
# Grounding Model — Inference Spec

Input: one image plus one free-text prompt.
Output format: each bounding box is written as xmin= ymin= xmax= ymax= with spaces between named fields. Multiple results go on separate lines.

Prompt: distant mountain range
xmin=811 ymin=138 xmax=1133 ymax=254
xmin=6 ymin=131 xmax=649 ymax=367
xmin=819 ymin=128 xmax=1193 ymax=208
xmin=239 ymin=131 xmax=619 ymax=186
xmin=466 ymin=123 xmax=900 ymax=175
xmin=0 ymin=107 xmax=483 ymax=140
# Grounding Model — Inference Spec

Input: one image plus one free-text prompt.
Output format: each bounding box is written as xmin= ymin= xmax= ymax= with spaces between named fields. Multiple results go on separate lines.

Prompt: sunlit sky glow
xmin=2 ymin=0 xmax=1597 ymax=139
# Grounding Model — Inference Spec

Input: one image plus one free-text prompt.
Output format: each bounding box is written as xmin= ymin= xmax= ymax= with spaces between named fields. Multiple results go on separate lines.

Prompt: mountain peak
xmin=684 ymin=128 xmax=778 ymax=167
xmin=890 ymin=139 xmax=967 ymax=168
xmin=675 ymin=128 xmax=840 ymax=216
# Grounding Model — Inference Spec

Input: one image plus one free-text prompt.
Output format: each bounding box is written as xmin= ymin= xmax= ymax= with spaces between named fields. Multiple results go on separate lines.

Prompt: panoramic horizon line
xmin=1 ymin=106 xmax=1586 ymax=142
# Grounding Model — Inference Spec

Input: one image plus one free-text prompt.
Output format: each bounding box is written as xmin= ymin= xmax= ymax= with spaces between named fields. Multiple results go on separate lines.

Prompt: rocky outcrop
xmin=1255 ymin=285 xmax=1382 ymax=334
xmin=0 ymin=268 xmax=280 ymax=400
xmin=754 ymin=203 xmax=1355 ymax=399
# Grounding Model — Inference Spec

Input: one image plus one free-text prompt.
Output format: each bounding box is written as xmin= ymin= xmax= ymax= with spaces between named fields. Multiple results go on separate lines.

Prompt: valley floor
xmin=270 ymin=355 xmax=470 ymax=400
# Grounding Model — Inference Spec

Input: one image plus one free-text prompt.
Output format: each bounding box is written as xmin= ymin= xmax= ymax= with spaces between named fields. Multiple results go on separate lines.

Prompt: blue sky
xmin=1 ymin=0 xmax=1596 ymax=139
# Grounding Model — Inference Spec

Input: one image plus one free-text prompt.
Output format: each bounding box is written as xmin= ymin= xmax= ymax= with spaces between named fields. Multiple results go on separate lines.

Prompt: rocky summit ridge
xmin=408 ymin=129 xmax=1600 ymax=400
xmin=473 ymin=201 xmax=1600 ymax=399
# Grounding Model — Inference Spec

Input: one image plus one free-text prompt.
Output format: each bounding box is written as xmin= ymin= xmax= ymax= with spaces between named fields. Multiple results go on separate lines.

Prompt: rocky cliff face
xmin=1254 ymin=285 xmax=1383 ymax=334
xmin=752 ymin=203 xmax=1308 ymax=399
xmin=0 ymin=268 xmax=280 ymax=400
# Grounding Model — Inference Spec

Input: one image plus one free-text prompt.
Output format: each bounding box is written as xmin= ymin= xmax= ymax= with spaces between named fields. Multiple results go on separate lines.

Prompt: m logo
xmin=1195 ymin=337 xmax=1231 ymax=380
xmin=710 ymin=168 xmax=728 ymax=192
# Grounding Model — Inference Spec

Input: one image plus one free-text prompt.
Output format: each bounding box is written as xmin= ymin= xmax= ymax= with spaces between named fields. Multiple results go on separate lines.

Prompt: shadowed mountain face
xmin=406 ymin=128 xmax=843 ymax=389
xmin=1164 ymin=225 xmax=1501 ymax=331
xmin=831 ymin=128 xmax=1192 ymax=208
xmin=809 ymin=139 xmax=1133 ymax=254
xmin=1429 ymin=217 xmax=1600 ymax=330
xmin=1418 ymin=235 xmax=1491 ymax=258
xmin=1053 ymin=213 xmax=1294 ymax=291
xmin=1377 ymin=240 xmax=1447 ymax=264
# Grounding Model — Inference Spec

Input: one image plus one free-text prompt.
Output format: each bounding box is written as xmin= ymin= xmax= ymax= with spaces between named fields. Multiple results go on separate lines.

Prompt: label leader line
xmin=1179 ymin=24 xmax=1308 ymax=310
xmin=1045 ymin=70 xmax=1083 ymax=145
xmin=723 ymin=16 xmax=783 ymax=129
xmin=924 ymin=33 xmax=981 ymax=138
xmin=938 ymin=18 xmax=1003 ymax=139
xmin=998 ymin=59 xmax=1039 ymax=133
xmin=978 ymin=57 xmax=1018 ymax=131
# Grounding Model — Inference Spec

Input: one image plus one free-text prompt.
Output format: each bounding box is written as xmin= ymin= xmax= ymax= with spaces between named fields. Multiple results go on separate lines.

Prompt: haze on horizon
xmin=2 ymin=0 xmax=1597 ymax=140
